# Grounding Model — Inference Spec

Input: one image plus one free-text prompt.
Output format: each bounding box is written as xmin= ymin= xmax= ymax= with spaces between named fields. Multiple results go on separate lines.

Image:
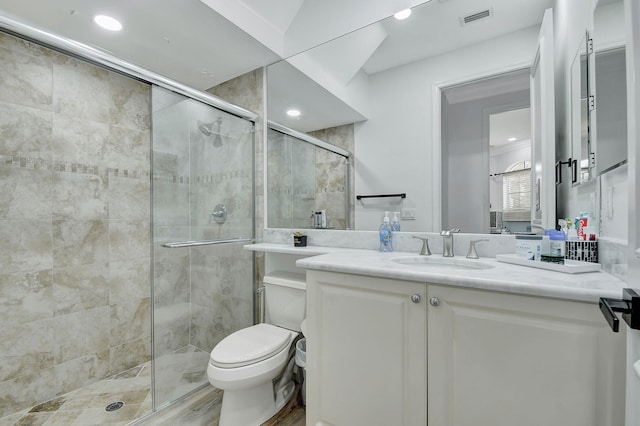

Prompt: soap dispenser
xmin=379 ymin=213 xmax=393 ymax=252
xmin=391 ymin=212 xmax=401 ymax=232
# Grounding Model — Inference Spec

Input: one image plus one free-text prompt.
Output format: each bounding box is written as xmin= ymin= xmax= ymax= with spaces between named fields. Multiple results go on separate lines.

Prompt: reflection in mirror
xmin=441 ymin=69 xmax=531 ymax=234
xmin=595 ymin=47 xmax=626 ymax=174
xmin=529 ymin=7 xmax=556 ymax=231
xmin=570 ymin=33 xmax=592 ymax=185
xmin=489 ymin=108 xmax=532 ymax=234
xmin=267 ymin=0 xmax=553 ymax=233
xmin=593 ymin=0 xmax=627 ymax=175
xmin=266 ymin=124 xmax=352 ymax=230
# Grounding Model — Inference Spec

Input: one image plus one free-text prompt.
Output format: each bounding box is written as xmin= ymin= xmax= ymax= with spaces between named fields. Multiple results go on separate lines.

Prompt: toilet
xmin=207 ymin=272 xmax=306 ymax=426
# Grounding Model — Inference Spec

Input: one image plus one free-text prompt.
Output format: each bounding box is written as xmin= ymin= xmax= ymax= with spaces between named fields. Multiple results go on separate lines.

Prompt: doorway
xmin=440 ymin=69 xmax=531 ymax=233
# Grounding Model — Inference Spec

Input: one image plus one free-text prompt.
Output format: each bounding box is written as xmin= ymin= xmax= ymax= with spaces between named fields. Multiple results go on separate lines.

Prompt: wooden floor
xmin=133 ymin=384 xmax=305 ymax=426
xmin=261 ymin=386 xmax=305 ymax=426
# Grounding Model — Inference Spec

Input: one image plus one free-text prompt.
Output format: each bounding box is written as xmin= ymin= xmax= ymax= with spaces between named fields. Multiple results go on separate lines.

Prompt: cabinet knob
xmin=411 ymin=294 xmax=421 ymax=303
xmin=429 ymin=297 xmax=440 ymax=307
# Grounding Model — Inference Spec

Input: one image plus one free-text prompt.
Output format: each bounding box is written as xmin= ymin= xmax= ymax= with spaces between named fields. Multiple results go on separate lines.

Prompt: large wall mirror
xmin=570 ymin=32 xmax=593 ymax=185
xmin=266 ymin=0 xmax=557 ymax=233
xmin=593 ymin=0 xmax=627 ymax=176
xmin=568 ymin=0 xmax=627 ymax=188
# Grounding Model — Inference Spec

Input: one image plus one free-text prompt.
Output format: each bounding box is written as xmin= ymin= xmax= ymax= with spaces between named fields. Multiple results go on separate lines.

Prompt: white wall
xmin=354 ymin=26 xmax=539 ymax=231
xmin=600 ymin=165 xmax=628 ymax=242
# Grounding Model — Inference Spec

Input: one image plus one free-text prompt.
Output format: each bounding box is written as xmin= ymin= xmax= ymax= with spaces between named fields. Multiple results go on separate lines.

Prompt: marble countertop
xmin=245 ymin=243 xmax=626 ymax=303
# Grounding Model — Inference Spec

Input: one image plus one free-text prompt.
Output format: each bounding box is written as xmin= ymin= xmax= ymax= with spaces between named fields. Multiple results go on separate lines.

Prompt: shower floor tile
xmin=1 ymin=348 xmax=305 ymax=426
xmin=0 ymin=362 xmax=152 ymax=426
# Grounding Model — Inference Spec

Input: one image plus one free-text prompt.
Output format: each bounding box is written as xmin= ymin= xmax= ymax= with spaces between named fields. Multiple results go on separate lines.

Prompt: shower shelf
xmin=356 ymin=193 xmax=406 ymax=200
xmin=161 ymin=237 xmax=253 ymax=248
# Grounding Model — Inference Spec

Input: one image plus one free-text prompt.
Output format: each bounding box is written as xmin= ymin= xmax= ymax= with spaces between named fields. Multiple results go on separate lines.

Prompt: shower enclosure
xmin=0 ymin=21 xmax=256 ymax=423
xmin=151 ymin=87 xmax=256 ymax=409
xmin=267 ymin=124 xmax=351 ymax=230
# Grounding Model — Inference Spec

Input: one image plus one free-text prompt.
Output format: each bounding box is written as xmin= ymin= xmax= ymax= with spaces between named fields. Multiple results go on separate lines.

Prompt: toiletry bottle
xmin=379 ymin=214 xmax=393 ymax=252
xmin=391 ymin=212 xmax=401 ymax=232
xmin=543 ymin=230 xmax=565 ymax=263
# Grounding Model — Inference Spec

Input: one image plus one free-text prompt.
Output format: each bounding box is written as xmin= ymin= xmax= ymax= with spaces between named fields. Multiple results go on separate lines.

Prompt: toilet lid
xmin=210 ymin=323 xmax=293 ymax=368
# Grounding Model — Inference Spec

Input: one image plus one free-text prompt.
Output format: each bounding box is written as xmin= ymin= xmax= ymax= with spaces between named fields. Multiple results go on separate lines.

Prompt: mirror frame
xmin=570 ymin=31 xmax=596 ymax=186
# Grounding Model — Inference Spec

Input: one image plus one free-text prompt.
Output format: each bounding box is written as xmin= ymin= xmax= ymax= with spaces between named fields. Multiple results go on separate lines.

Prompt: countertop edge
xmin=245 ymin=243 xmax=625 ymax=304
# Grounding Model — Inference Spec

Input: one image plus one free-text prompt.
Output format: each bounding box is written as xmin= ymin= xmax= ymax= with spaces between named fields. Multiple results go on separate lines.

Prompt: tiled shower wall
xmin=310 ymin=124 xmax=355 ymax=230
xmin=0 ymin=32 xmax=151 ymax=417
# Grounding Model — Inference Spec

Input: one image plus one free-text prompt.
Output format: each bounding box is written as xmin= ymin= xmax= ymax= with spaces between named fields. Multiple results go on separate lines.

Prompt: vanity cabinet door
xmin=427 ymin=284 xmax=626 ymax=426
xmin=306 ymin=271 xmax=427 ymax=426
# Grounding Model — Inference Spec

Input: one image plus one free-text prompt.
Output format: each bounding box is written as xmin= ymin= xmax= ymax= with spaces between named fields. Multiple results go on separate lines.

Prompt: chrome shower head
xmin=198 ymin=118 xmax=223 ymax=147
xmin=198 ymin=121 xmax=214 ymax=136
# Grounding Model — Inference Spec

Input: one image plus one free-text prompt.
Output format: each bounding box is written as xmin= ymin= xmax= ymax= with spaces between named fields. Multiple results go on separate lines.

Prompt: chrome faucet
xmin=466 ymin=239 xmax=489 ymax=259
xmin=412 ymin=236 xmax=431 ymax=256
xmin=440 ymin=228 xmax=461 ymax=257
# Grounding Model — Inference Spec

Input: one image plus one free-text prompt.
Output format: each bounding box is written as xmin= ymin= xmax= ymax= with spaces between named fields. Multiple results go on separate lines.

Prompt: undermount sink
xmin=390 ymin=256 xmax=495 ymax=270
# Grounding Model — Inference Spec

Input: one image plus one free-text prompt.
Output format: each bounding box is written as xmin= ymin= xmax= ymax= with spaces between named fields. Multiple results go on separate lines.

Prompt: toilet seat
xmin=211 ymin=323 xmax=293 ymax=368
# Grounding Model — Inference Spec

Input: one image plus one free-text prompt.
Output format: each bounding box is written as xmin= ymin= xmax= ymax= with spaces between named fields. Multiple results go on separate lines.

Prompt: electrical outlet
xmin=605 ymin=187 xmax=614 ymax=219
xmin=401 ymin=209 xmax=416 ymax=220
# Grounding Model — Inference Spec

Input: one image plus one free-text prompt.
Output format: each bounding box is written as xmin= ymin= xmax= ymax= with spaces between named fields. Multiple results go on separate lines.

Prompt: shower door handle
xmin=161 ymin=237 xmax=253 ymax=248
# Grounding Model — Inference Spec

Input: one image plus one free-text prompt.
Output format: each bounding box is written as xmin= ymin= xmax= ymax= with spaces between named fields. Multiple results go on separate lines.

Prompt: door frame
xmin=624 ymin=0 xmax=640 ymax=423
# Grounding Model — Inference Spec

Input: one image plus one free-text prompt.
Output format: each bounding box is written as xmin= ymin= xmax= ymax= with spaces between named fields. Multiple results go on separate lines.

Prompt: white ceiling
xmin=0 ymin=0 xmax=552 ymax=131
xmin=267 ymin=0 xmax=551 ymax=132
xmin=363 ymin=0 xmax=552 ymax=74
xmin=490 ymin=108 xmax=532 ymax=148
xmin=0 ymin=0 xmax=280 ymax=90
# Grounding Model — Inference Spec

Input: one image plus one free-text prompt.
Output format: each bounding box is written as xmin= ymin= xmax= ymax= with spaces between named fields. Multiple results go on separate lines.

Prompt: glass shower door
xmin=151 ymin=86 xmax=255 ymax=409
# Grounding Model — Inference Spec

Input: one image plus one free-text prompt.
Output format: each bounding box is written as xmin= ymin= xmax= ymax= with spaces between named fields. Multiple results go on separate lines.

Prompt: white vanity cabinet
xmin=306 ymin=270 xmax=626 ymax=426
xmin=305 ymin=270 xmax=427 ymax=426
xmin=428 ymin=283 xmax=626 ymax=426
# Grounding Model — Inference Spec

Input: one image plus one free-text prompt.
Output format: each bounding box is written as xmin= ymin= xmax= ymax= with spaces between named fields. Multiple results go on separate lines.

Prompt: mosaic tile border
xmin=0 ymin=155 xmax=150 ymax=180
xmin=152 ymin=169 xmax=252 ymax=185
xmin=267 ymin=187 xmax=316 ymax=196
xmin=1 ymin=154 xmax=251 ymax=184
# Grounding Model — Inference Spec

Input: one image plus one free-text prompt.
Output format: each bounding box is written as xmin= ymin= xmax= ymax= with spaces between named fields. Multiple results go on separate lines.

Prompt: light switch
xmin=401 ymin=209 xmax=416 ymax=220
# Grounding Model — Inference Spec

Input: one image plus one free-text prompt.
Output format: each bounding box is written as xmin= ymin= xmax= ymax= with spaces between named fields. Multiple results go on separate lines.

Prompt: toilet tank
xmin=263 ymin=271 xmax=306 ymax=332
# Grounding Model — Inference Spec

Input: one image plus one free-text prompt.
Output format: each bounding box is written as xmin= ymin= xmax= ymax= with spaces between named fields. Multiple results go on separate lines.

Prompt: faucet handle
xmin=412 ymin=236 xmax=432 ymax=256
xmin=466 ymin=239 xmax=489 ymax=259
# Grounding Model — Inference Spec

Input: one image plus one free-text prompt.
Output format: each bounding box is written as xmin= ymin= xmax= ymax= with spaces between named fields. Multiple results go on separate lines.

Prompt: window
xmin=502 ymin=161 xmax=531 ymax=221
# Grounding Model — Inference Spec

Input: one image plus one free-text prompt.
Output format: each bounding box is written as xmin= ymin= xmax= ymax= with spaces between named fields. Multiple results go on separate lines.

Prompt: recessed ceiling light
xmin=394 ymin=8 xmax=412 ymax=20
xmin=287 ymin=109 xmax=301 ymax=117
xmin=93 ymin=15 xmax=123 ymax=31
xmin=508 ymin=137 xmax=517 ymax=142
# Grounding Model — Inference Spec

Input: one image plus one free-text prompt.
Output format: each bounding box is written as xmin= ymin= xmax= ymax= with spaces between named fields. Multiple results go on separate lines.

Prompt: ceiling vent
xmin=460 ymin=8 xmax=493 ymax=26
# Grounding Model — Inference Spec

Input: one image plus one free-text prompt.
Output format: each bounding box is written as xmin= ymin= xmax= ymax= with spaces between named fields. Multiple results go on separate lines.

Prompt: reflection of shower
xmin=198 ymin=117 xmax=223 ymax=147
